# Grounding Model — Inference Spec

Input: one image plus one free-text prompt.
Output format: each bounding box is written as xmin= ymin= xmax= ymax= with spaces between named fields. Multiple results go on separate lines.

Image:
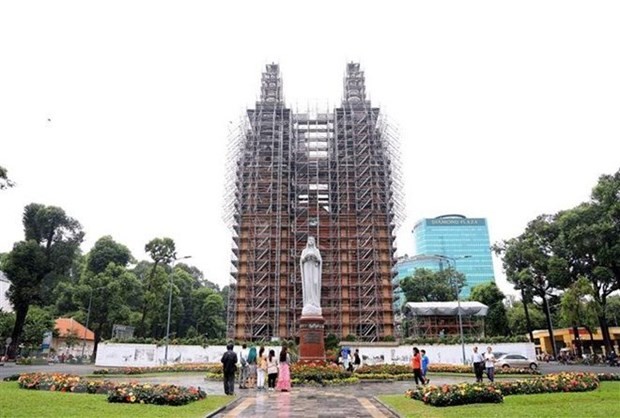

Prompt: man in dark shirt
xmin=221 ymin=343 xmax=238 ymax=395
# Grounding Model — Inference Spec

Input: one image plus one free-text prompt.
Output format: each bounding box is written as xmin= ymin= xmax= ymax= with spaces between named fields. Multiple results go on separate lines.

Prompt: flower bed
xmin=18 ymin=373 xmax=115 ymax=394
xmin=494 ymin=372 xmax=599 ymax=395
xmin=405 ymin=372 xmax=600 ymax=407
xmin=354 ymin=363 xmax=539 ymax=377
xmin=16 ymin=373 xmax=207 ymax=406
xmin=94 ymin=363 xmax=220 ymax=375
xmin=108 ymin=383 xmax=206 ymax=406
xmin=289 ymin=363 xmax=352 ymax=384
xmin=292 ymin=377 xmax=360 ymax=386
xmin=406 ymin=383 xmax=504 ymax=407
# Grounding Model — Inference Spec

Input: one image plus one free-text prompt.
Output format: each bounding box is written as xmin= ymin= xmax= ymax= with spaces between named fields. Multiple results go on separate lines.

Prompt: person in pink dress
xmin=275 ymin=346 xmax=291 ymax=392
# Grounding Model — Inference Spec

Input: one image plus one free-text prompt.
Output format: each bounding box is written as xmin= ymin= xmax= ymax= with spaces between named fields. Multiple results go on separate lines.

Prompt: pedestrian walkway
xmin=216 ymin=388 xmax=396 ymax=418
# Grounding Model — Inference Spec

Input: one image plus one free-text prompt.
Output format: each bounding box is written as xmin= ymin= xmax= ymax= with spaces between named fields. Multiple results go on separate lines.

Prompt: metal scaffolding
xmin=225 ymin=63 xmax=403 ymax=342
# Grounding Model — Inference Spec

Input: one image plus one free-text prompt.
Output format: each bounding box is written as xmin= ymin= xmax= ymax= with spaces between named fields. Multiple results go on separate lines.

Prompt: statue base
xmin=298 ymin=315 xmax=326 ymax=363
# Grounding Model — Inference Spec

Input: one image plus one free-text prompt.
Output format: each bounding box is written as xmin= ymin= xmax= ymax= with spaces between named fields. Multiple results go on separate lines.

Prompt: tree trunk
xmin=521 ymin=288 xmax=534 ymax=342
xmin=8 ymin=305 xmax=29 ymax=359
xmin=597 ymin=314 xmax=613 ymax=354
xmin=572 ymin=325 xmax=582 ymax=357
xmin=541 ymin=295 xmax=558 ymax=359
xmin=92 ymin=325 xmax=103 ymax=361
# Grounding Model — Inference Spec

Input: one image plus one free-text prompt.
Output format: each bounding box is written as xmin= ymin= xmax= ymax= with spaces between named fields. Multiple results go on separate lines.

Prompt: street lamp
xmin=164 ymin=255 xmax=192 ymax=365
xmin=434 ymin=254 xmax=472 ymax=365
xmin=81 ymin=286 xmax=106 ymax=360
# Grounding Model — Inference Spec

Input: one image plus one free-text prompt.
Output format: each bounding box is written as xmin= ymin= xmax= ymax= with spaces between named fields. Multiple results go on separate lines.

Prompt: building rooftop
xmin=55 ymin=318 xmax=94 ymax=341
xmin=404 ymin=301 xmax=488 ymax=317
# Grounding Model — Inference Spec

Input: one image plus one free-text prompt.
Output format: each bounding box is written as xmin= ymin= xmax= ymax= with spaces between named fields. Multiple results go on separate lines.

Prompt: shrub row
xmin=355 ymin=363 xmax=539 ymax=376
xmin=93 ymin=363 xmax=221 ymax=375
xmin=18 ymin=373 xmax=116 ymax=394
xmin=108 ymin=382 xmax=206 ymax=406
xmin=401 ymin=335 xmax=530 ymax=345
xmin=406 ymin=372 xmax=601 ymax=407
xmin=16 ymin=373 xmax=206 ymax=406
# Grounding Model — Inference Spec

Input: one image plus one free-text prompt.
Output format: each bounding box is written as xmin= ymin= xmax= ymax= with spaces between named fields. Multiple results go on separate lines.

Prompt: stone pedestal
xmin=298 ymin=315 xmax=326 ymax=362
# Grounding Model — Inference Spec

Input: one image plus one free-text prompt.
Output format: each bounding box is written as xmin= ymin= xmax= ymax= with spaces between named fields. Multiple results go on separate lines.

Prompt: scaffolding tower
xmin=225 ymin=63 xmax=403 ymax=342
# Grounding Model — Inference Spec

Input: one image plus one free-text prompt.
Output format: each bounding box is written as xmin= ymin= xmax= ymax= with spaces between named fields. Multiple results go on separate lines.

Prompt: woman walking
xmin=275 ymin=346 xmax=292 ymax=392
xmin=266 ymin=349 xmax=278 ymax=392
xmin=256 ymin=346 xmax=267 ymax=391
xmin=411 ymin=347 xmax=427 ymax=386
xmin=246 ymin=346 xmax=257 ymax=388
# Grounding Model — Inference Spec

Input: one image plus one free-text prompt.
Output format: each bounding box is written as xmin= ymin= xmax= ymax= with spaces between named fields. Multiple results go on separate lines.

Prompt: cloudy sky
xmin=1 ymin=1 xmax=619 ymax=296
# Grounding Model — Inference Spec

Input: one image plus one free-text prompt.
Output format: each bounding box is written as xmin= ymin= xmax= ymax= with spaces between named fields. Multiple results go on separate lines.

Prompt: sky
xmin=1 ymin=1 xmax=619 ymax=297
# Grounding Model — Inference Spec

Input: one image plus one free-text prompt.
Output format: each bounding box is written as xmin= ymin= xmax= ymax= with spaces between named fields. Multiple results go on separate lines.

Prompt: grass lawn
xmin=0 ymin=382 xmax=231 ymax=418
xmin=378 ymin=382 xmax=620 ymax=418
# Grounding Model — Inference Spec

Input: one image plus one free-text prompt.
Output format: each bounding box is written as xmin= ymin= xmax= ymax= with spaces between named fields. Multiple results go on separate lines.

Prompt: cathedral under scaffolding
xmin=224 ymin=63 xmax=404 ymax=342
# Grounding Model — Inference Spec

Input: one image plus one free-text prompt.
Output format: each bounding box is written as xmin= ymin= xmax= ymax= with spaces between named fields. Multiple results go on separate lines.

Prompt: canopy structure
xmin=404 ymin=301 xmax=488 ymax=317
xmin=403 ymin=301 xmax=488 ymax=339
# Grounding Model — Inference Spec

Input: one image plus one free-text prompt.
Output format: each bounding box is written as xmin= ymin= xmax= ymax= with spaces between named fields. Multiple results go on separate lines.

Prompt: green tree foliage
xmin=400 ymin=267 xmax=466 ymax=303
xmin=554 ymin=169 xmax=620 ymax=353
xmin=506 ymin=303 xmax=546 ymax=336
xmin=20 ymin=306 xmax=53 ymax=349
xmin=558 ymin=277 xmax=599 ymax=356
xmin=469 ymin=282 xmax=510 ymax=337
xmin=2 ymin=204 xmax=83 ymax=357
xmin=493 ymin=215 xmax=571 ymax=358
xmin=0 ymin=165 xmax=15 ymax=189
xmin=139 ymin=237 xmax=176 ymax=336
xmin=77 ymin=263 xmax=142 ymax=356
xmin=86 ymin=236 xmax=133 ymax=274
xmin=191 ymin=287 xmax=225 ymax=339
xmin=606 ymin=296 xmax=620 ymax=327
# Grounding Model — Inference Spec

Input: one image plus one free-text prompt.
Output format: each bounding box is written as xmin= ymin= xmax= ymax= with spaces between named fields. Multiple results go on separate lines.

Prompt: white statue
xmin=301 ymin=236 xmax=322 ymax=316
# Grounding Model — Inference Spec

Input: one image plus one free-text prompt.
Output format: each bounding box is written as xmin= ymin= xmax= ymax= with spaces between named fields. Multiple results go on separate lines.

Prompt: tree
xmin=494 ymin=215 xmax=571 ymax=359
xmin=469 ymin=282 xmax=509 ymax=337
xmin=606 ymin=296 xmax=620 ymax=327
xmin=0 ymin=165 xmax=15 ymax=190
xmin=192 ymin=287 xmax=225 ymax=339
xmin=558 ymin=277 xmax=599 ymax=357
xmin=86 ymin=236 xmax=133 ymax=274
xmin=2 ymin=204 xmax=83 ymax=357
xmin=554 ymin=170 xmax=620 ymax=354
xmin=400 ymin=267 xmax=466 ymax=303
xmin=138 ymin=238 xmax=175 ymax=336
xmin=77 ymin=263 xmax=142 ymax=356
xmin=507 ymin=303 xmax=547 ymax=336
xmin=20 ymin=306 xmax=53 ymax=350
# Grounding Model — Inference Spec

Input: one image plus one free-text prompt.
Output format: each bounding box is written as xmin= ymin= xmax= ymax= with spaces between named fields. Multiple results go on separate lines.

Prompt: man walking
xmin=221 ymin=343 xmax=238 ymax=396
xmin=472 ymin=346 xmax=484 ymax=383
xmin=420 ymin=349 xmax=430 ymax=384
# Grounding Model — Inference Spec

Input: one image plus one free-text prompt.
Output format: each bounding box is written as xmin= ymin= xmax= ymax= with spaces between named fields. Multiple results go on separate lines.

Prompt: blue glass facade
xmin=411 ymin=215 xmax=496 ymax=297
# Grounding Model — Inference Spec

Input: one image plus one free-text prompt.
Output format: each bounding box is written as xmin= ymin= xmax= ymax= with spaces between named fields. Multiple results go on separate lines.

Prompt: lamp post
xmin=164 ymin=255 xmax=192 ymax=365
xmin=434 ymin=254 xmax=471 ymax=365
xmin=81 ymin=286 xmax=106 ymax=360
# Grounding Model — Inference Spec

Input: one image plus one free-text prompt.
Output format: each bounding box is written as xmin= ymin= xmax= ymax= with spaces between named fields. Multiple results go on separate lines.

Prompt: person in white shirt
xmin=238 ymin=343 xmax=249 ymax=389
xmin=472 ymin=346 xmax=484 ymax=382
xmin=484 ymin=346 xmax=496 ymax=382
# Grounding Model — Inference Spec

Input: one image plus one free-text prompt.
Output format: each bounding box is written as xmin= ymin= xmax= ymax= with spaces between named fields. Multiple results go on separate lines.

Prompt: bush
xmin=402 ymin=335 xmax=529 ymax=345
xmin=405 ymin=372 xmax=600 ymax=407
xmin=18 ymin=373 xmax=115 ymax=394
xmin=93 ymin=363 xmax=220 ymax=375
xmin=597 ymin=373 xmax=620 ymax=381
xmin=494 ymin=372 xmax=599 ymax=395
xmin=407 ymin=383 xmax=504 ymax=407
xmin=289 ymin=363 xmax=352 ymax=384
xmin=108 ymin=383 xmax=206 ymax=406
xmin=355 ymin=363 xmax=539 ymax=377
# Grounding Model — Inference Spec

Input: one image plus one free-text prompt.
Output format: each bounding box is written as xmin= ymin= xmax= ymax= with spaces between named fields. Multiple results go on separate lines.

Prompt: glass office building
xmin=410 ymin=214 xmax=496 ymax=297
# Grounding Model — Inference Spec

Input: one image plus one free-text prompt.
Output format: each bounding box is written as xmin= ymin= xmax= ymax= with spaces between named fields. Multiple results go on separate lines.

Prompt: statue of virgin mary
xmin=301 ymin=236 xmax=322 ymax=316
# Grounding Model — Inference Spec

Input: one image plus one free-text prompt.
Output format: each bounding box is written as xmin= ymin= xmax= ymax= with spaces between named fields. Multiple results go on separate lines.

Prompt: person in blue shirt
xmin=421 ymin=349 xmax=430 ymax=384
